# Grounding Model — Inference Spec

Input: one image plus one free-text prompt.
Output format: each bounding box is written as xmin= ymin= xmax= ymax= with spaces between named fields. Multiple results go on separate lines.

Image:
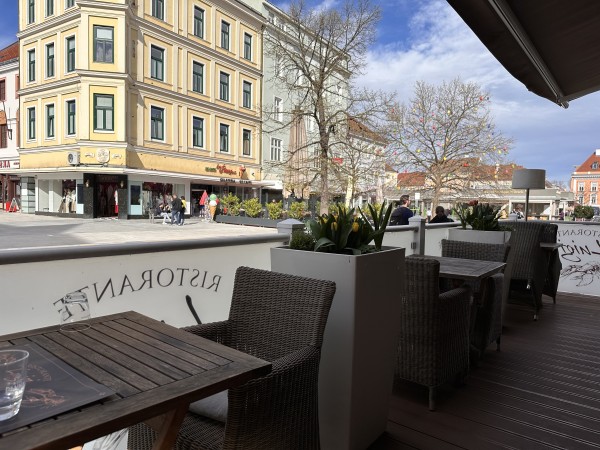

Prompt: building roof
xmin=574 ymin=150 xmax=600 ymax=173
xmin=397 ymin=171 xmax=426 ymax=187
xmin=0 ymin=41 xmax=19 ymax=64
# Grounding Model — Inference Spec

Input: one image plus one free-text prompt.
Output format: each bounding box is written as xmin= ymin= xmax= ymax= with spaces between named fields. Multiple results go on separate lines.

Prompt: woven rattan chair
xmin=541 ymin=223 xmax=561 ymax=302
xmin=505 ymin=221 xmax=547 ymax=320
xmin=441 ymin=239 xmax=510 ymax=356
xmin=395 ymin=256 xmax=471 ymax=411
xmin=128 ymin=266 xmax=336 ymax=450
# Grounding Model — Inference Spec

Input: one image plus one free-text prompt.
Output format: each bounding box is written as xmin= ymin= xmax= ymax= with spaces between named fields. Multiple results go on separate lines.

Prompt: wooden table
xmin=423 ymin=256 xmax=506 ymax=281
xmin=0 ymin=311 xmax=271 ymax=450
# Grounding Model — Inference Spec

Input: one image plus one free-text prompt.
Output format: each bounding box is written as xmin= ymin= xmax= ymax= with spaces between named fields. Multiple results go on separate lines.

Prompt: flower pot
xmin=270 ymin=246 xmax=405 ymax=450
xmin=448 ymin=228 xmax=511 ymax=244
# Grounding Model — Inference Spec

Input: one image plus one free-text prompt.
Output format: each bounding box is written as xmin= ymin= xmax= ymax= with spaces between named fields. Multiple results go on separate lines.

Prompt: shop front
xmin=0 ymin=159 xmax=20 ymax=211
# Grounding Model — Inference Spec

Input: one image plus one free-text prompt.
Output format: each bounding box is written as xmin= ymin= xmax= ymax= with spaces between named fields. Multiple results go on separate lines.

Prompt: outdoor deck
xmin=372 ymin=292 xmax=600 ymax=450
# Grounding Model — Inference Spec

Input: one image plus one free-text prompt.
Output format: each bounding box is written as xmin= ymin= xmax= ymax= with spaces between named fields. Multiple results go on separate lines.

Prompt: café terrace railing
xmin=0 ymin=218 xmax=598 ymax=335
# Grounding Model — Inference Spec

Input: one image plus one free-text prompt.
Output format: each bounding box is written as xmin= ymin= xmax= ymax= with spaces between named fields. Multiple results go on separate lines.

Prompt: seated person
xmin=429 ymin=206 xmax=453 ymax=224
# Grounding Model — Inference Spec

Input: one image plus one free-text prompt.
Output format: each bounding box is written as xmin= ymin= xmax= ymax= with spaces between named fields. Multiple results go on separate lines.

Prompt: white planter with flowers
xmin=271 ymin=204 xmax=405 ymax=450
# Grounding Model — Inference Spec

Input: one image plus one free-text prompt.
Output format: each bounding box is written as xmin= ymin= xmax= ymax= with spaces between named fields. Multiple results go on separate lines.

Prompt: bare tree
xmin=264 ymin=0 xmax=391 ymax=213
xmin=386 ymin=79 xmax=513 ymax=207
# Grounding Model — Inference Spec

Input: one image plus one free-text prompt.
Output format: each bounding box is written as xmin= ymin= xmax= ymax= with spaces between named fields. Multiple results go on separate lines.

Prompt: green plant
xmin=241 ymin=197 xmax=263 ymax=218
xmin=220 ymin=193 xmax=241 ymax=216
xmin=289 ymin=229 xmax=316 ymax=251
xmin=305 ymin=202 xmax=392 ymax=255
xmin=288 ymin=201 xmax=307 ymax=220
xmin=455 ymin=200 xmax=501 ymax=231
xmin=573 ymin=205 xmax=594 ymax=220
xmin=266 ymin=201 xmax=283 ymax=219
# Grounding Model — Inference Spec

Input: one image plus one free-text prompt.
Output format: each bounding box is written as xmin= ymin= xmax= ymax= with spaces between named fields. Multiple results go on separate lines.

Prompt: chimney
xmin=596 ymin=149 xmax=600 ymax=156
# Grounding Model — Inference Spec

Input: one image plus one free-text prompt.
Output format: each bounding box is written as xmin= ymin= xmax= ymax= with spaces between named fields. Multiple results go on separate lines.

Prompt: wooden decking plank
xmin=380 ymin=293 xmax=600 ymax=449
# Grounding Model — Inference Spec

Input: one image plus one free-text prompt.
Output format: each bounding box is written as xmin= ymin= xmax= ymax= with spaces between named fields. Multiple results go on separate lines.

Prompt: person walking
xmin=171 ymin=194 xmax=182 ymax=225
xmin=429 ymin=206 xmax=453 ymax=223
xmin=180 ymin=196 xmax=187 ymax=226
xmin=390 ymin=195 xmax=414 ymax=225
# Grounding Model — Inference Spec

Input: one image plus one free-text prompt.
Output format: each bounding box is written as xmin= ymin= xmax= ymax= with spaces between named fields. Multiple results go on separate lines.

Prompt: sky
xmin=2 ymin=0 xmax=599 ymax=185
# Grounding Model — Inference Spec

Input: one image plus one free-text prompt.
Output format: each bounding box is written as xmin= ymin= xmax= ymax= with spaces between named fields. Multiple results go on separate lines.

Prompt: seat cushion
xmin=188 ymin=390 xmax=228 ymax=422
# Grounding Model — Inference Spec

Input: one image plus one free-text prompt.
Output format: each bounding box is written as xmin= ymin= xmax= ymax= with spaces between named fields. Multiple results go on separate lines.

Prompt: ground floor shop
xmin=15 ymin=170 xmax=272 ymax=219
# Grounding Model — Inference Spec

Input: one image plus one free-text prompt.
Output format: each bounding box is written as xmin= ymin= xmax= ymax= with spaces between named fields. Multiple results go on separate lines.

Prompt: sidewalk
xmin=0 ymin=211 xmax=278 ymax=250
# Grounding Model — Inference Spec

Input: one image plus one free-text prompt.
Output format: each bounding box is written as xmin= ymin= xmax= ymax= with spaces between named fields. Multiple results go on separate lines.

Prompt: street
xmin=0 ymin=212 xmax=278 ymax=250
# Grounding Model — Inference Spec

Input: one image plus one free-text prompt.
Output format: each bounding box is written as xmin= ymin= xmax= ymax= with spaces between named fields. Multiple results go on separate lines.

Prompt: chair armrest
xmin=182 ymin=320 xmax=229 ymax=344
xmin=223 ymin=346 xmax=322 ymax=446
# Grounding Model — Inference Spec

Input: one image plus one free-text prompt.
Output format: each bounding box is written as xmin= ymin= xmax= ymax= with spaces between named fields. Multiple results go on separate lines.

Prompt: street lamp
xmin=512 ymin=169 xmax=546 ymax=221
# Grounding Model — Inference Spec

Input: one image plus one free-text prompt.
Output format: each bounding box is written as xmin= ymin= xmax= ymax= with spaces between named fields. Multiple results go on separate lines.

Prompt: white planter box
xmin=448 ymin=228 xmax=511 ymax=244
xmin=270 ymin=246 xmax=405 ymax=450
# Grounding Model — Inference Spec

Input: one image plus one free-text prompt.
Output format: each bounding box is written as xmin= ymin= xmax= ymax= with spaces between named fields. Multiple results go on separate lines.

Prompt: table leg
xmin=145 ymin=405 xmax=189 ymax=450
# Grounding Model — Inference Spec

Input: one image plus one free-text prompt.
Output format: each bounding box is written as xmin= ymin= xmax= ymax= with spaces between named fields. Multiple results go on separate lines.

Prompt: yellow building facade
xmin=18 ymin=0 xmax=264 ymax=217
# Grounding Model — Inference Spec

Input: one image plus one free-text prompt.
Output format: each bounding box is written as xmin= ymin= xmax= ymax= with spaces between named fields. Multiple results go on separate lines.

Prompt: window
xmin=93 ymin=26 xmax=114 ymax=63
xmin=0 ymin=125 xmax=7 ymax=148
xmin=593 ymin=162 xmax=599 ymax=170
xmin=0 ymin=80 xmax=5 ymax=101
xmin=94 ymin=94 xmax=114 ymax=131
xmin=221 ymin=21 xmax=230 ymax=50
xmin=152 ymin=0 xmax=164 ymax=20
xmin=151 ymin=45 xmax=164 ymax=81
xmin=28 ymin=50 xmax=36 ymax=82
xmin=243 ymin=33 xmax=252 ymax=60
xmin=150 ymin=106 xmax=164 ymax=140
xmin=242 ymin=129 xmax=251 ymax=156
xmin=592 ymin=183 xmax=598 ymax=192
xmin=66 ymin=0 xmax=75 ymax=8
xmin=242 ymin=81 xmax=251 ymax=108
xmin=270 ymin=137 xmax=281 ymax=161
xmin=192 ymin=116 xmax=203 ymax=147
xmin=193 ymin=7 xmax=204 ymax=38
xmin=274 ymin=97 xmax=282 ymax=121
xmin=192 ymin=61 xmax=203 ymax=93
xmin=28 ymin=0 xmax=35 ymax=23
xmin=46 ymin=43 xmax=54 ymax=77
xmin=592 ymin=194 xmax=597 ymax=204
xmin=66 ymin=36 xmax=76 ymax=72
xmin=46 ymin=104 xmax=55 ymax=138
xmin=578 ymin=182 xmax=585 ymax=192
xmin=219 ymin=124 xmax=229 ymax=152
xmin=46 ymin=0 xmax=53 ymax=16
xmin=219 ymin=72 xmax=229 ymax=101
xmin=66 ymin=100 xmax=76 ymax=135
xmin=578 ymin=195 xmax=584 ymax=204
xmin=27 ymin=108 xmax=36 ymax=140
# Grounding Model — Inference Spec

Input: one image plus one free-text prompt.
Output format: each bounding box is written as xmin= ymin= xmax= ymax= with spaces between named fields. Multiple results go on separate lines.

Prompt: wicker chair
xmin=541 ymin=224 xmax=561 ymax=302
xmin=396 ymin=256 xmax=471 ymax=411
xmin=505 ymin=221 xmax=547 ymax=320
xmin=440 ymin=240 xmax=510 ymax=357
xmin=128 ymin=266 xmax=336 ymax=450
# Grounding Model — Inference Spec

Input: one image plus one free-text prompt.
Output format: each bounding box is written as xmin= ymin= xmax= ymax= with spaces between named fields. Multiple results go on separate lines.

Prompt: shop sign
xmin=219 ymin=178 xmax=253 ymax=185
xmin=204 ymin=164 xmax=248 ymax=177
xmin=0 ymin=160 xmax=19 ymax=169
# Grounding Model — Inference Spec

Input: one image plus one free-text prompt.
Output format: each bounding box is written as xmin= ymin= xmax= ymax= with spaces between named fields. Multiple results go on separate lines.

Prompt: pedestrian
xmin=209 ymin=193 xmax=218 ymax=221
xmin=429 ymin=206 xmax=453 ymax=223
xmin=390 ymin=195 xmax=414 ymax=225
xmin=180 ymin=196 xmax=187 ymax=226
xmin=171 ymin=193 xmax=182 ymax=225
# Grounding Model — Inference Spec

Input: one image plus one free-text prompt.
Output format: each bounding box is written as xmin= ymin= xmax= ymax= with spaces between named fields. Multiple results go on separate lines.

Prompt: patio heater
xmin=511 ymin=169 xmax=546 ymax=221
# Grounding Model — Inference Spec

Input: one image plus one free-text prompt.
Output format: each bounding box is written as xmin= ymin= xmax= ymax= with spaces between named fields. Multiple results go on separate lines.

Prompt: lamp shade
xmin=512 ymin=169 xmax=546 ymax=189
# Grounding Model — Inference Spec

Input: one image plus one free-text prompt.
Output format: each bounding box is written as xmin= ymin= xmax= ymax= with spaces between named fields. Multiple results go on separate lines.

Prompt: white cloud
xmin=356 ymin=0 xmax=600 ymax=183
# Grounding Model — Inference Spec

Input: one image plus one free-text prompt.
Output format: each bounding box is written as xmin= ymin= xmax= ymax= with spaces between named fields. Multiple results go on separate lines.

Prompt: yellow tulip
xmin=352 ymin=222 xmax=360 ymax=233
